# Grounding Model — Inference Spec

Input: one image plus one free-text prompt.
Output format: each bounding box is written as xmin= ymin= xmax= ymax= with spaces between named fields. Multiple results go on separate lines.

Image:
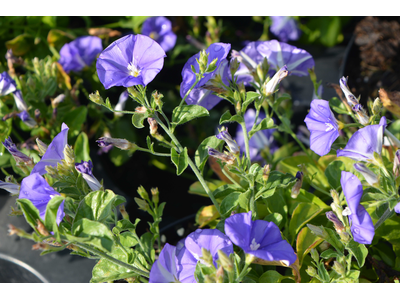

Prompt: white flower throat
xmin=325 ymin=122 xmax=335 ymax=132
xmin=250 ymin=238 xmax=260 ymax=251
xmin=127 ymin=58 xmax=141 ymax=77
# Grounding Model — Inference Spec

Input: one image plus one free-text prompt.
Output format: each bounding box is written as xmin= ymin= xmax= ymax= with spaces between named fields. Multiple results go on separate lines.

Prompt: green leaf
xmin=171 ymin=105 xmax=209 ymax=125
xmin=171 ymin=147 xmax=189 ymax=175
xmin=289 ymin=203 xmax=323 ymax=243
xmin=91 ymin=247 xmax=138 ymax=283
xmin=242 ymin=91 xmax=260 ymax=112
xmin=72 ymin=218 xmax=114 ymax=252
xmin=329 ymin=97 xmax=351 ymax=115
xmin=194 ymin=136 xmax=224 ymax=173
xmin=325 ymin=160 xmax=350 ymax=190
xmin=248 ymin=117 xmax=275 ymax=138
xmin=220 ymin=190 xmax=251 ymax=217
xmin=263 ymin=213 xmax=283 ymax=227
xmin=219 ymin=110 xmax=244 ymax=125
xmin=307 ymin=224 xmax=344 ymax=254
xmin=189 ymin=180 xmax=221 ymax=197
xmin=74 ymin=132 xmax=91 ymax=163
xmin=17 ymin=199 xmax=42 ymax=233
xmin=258 ymin=270 xmax=285 ymax=283
xmin=131 ymin=111 xmax=149 ymax=129
xmin=296 ymin=227 xmax=323 ymax=267
xmin=5 ymin=33 xmax=34 ymax=56
xmin=320 ymin=249 xmax=340 ymax=260
xmin=44 ymin=195 xmax=65 ymax=241
xmin=345 ymin=240 xmax=368 ymax=268
xmin=61 ymin=106 xmax=87 ymax=137
xmin=291 ymin=189 xmax=330 ymax=209
xmin=75 ymin=190 xmax=125 ymax=224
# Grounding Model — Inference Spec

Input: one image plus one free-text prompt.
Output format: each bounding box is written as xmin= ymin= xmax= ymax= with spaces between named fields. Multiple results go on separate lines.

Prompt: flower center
xmin=325 ymin=122 xmax=335 ymax=132
xmin=149 ymin=31 xmax=159 ymax=40
xmin=250 ymin=238 xmax=260 ymax=251
xmin=127 ymin=58 xmax=141 ymax=77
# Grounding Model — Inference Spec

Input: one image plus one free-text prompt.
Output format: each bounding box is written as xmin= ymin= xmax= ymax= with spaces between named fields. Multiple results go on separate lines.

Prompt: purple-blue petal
xmin=270 ymin=16 xmax=301 ymax=42
xmin=149 ymin=243 xmax=178 ymax=283
xmin=31 ymin=123 xmax=69 ymax=175
xmin=0 ymin=71 xmax=17 ymax=96
xmin=142 ymin=17 xmax=177 ymax=52
xmin=176 ymin=244 xmax=198 ymax=283
xmin=395 ymin=202 xmax=400 ymax=214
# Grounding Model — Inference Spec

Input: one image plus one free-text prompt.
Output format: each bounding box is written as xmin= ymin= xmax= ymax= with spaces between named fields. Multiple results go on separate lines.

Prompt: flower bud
xmin=310 ymin=248 xmax=319 ymax=262
xmin=8 ymin=224 xmax=31 ymax=239
xmin=36 ymin=138 xmax=48 ymax=156
xmin=215 ymin=266 xmax=224 ymax=283
xmin=147 ymin=118 xmax=158 ymax=136
xmin=206 ymin=58 xmax=218 ymax=73
xmin=264 ymin=65 xmax=288 ymax=96
xmin=326 ymin=211 xmax=345 ymax=233
xmin=198 ymin=50 xmax=209 ymax=74
xmin=318 ymin=241 xmax=330 ymax=252
xmin=372 ymin=97 xmax=383 ymax=115
xmin=134 ymin=197 xmax=149 ymax=212
xmin=216 ymin=129 xmax=240 ymax=155
xmin=204 ymin=275 xmax=215 ymax=283
xmin=353 ymin=104 xmax=369 ymax=125
xmin=354 ymin=163 xmax=378 ymax=186
xmin=128 ymin=86 xmax=140 ymax=98
xmin=217 ymin=249 xmax=234 ymax=273
xmin=63 ymin=144 xmax=75 ymax=166
xmin=96 ymin=137 xmax=136 ymax=151
xmin=306 ymin=266 xmax=317 ymax=277
xmin=119 ymin=205 xmax=130 ymax=220
xmin=291 ymin=171 xmax=303 ymax=199
xmin=393 ymin=150 xmax=400 ymax=178
xmin=229 ymin=57 xmax=240 ymax=76
xmin=88 ymin=90 xmax=104 ymax=105
xmin=330 ymin=189 xmax=340 ymax=206
xmin=207 ymin=147 xmax=236 ymax=165
xmin=2 ymin=137 xmax=33 ymax=166
xmin=151 ymin=187 xmax=159 ymax=205
xmin=332 ymin=261 xmax=346 ymax=276
xmin=135 ymin=106 xmax=147 ymax=113
xmin=137 ymin=186 xmax=150 ymax=201
xmin=339 ymin=77 xmax=359 ymax=107
xmin=201 ymin=248 xmax=214 ymax=267
xmin=263 ymin=164 xmax=271 ymax=182
xmin=152 ymin=91 xmax=164 ymax=109
xmin=75 ymin=160 xmax=102 ymax=191
xmin=51 ymin=94 xmax=65 ymax=108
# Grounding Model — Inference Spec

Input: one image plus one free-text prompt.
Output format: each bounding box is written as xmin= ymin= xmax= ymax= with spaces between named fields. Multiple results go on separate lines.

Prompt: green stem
xmin=374 ymin=207 xmax=394 ymax=230
xmin=153 ymin=114 xmax=221 ymax=214
xmin=136 ymin=146 xmax=171 ymax=157
xmin=179 ymin=75 xmax=202 ymax=107
xmin=235 ymin=262 xmax=251 ymax=283
xmin=75 ymin=242 xmax=149 ymax=278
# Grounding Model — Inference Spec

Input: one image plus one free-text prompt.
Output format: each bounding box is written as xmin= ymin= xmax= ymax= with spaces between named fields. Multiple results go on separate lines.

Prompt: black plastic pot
xmin=0 ymin=253 xmax=48 ymax=283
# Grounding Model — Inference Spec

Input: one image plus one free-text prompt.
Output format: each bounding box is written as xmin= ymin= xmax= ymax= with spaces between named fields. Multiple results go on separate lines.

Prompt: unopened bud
xmin=393 ymin=150 xmax=400 ymax=178
xmin=262 ymin=164 xmax=271 ymax=181
xmin=326 ymin=211 xmax=345 ymax=233
xmin=63 ymin=144 xmax=75 ymax=166
xmin=37 ymin=220 xmax=49 ymax=236
xmin=206 ymin=58 xmax=218 ymax=73
xmin=354 ymin=163 xmax=378 ymax=186
xmin=264 ymin=65 xmax=288 ymax=96
xmin=330 ymin=189 xmax=340 ymax=206
xmin=36 ymin=138 xmax=48 ymax=156
xmin=204 ymin=275 xmax=215 ymax=283
xmin=216 ymin=129 xmax=240 ymax=155
xmin=151 ymin=187 xmax=159 ymax=205
xmin=52 ymin=94 xmax=65 ymax=108
xmin=147 ymin=118 xmax=158 ymax=136
xmin=207 ymin=147 xmax=236 ymax=165
xmin=229 ymin=57 xmax=240 ymax=76
xmin=88 ymin=90 xmax=104 ymax=105
xmin=198 ymin=50 xmax=209 ymax=74
xmin=216 ymin=266 xmax=224 ymax=283
xmin=339 ymin=77 xmax=359 ymax=107
xmin=127 ymin=86 xmax=140 ymax=98
xmin=353 ymin=104 xmax=369 ymax=125
xmin=310 ymin=248 xmax=319 ymax=262
xmin=291 ymin=171 xmax=303 ymax=198
xmin=119 ymin=205 xmax=130 ymax=220
xmin=332 ymin=261 xmax=346 ymax=276
xmin=137 ymin=186 xmax=150 ymax=201
xmin=201 ymin=248 xmax=214 ymax=267
xmin=306 ymin=266 xmax=317 ymax=277
xmin=318 ymin=241 xmax=330 ymax=252
xmin=134 ymin=197 xmax=149 ymax=212
xmin=135 ymin=106 xmax=147 ymax=113
xmin=152 ymin=91 xmax=164 ymax=109
xmin=372 ymin=97 xmax=383 ymax=115
xmin=217 ymin=250 xmax=234 ymax=273
xmin=96 ymin=137 xmax=136 ymax=151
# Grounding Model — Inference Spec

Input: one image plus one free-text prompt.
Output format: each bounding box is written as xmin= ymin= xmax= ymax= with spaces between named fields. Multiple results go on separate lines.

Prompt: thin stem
xmin=75 ymin=242 xmax=149 ymax=278
xmin=374 ymin=207 xmax=394 ymax=230
xmin=235 ymin=262 xmax=251 ymax=283
xmin=221 ymin=167 xmax=242 ymax=189
xmin=179 ymin=75 xmax=202 ymax=107
xmin=136 ymin=146 xmax=171 ymax=157
xmin=153 ymin=114 xmax=221 ymax=214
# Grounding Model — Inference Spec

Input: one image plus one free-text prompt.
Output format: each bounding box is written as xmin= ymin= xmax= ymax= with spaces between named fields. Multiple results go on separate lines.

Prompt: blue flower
xmin=142 ymin=16 xmax=177 ymax=52
xmin=337 ymin=116 xmax=387 ymax=162
xmin=75 ymin=160 xmax=101 ymax=191
xmin=31 ymin=123 xmax=69 ymax=175
xmin=225 ymin=211 xmax=297 ymax=266
xmin=19 ymin=173 xmax=65 ymax=225
xmin=96 ymin=34 xmax=166 ymax=89
xmin=0 ymin=71 xmax=17 ymax=96
xmin=180 ymin=43 xmax=231 ymax=110
xmin=304 ymin=99 xmax=340 ymax=156
xmin=149 ymin=243 xmax=180 ymax=283
xmin=59 ymin=36 xmax=103 ymax=73
xmin=270 ymin=16 xmax=301 ymax=42
xmin=341 ymin=171 xmax=375 ymax=244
